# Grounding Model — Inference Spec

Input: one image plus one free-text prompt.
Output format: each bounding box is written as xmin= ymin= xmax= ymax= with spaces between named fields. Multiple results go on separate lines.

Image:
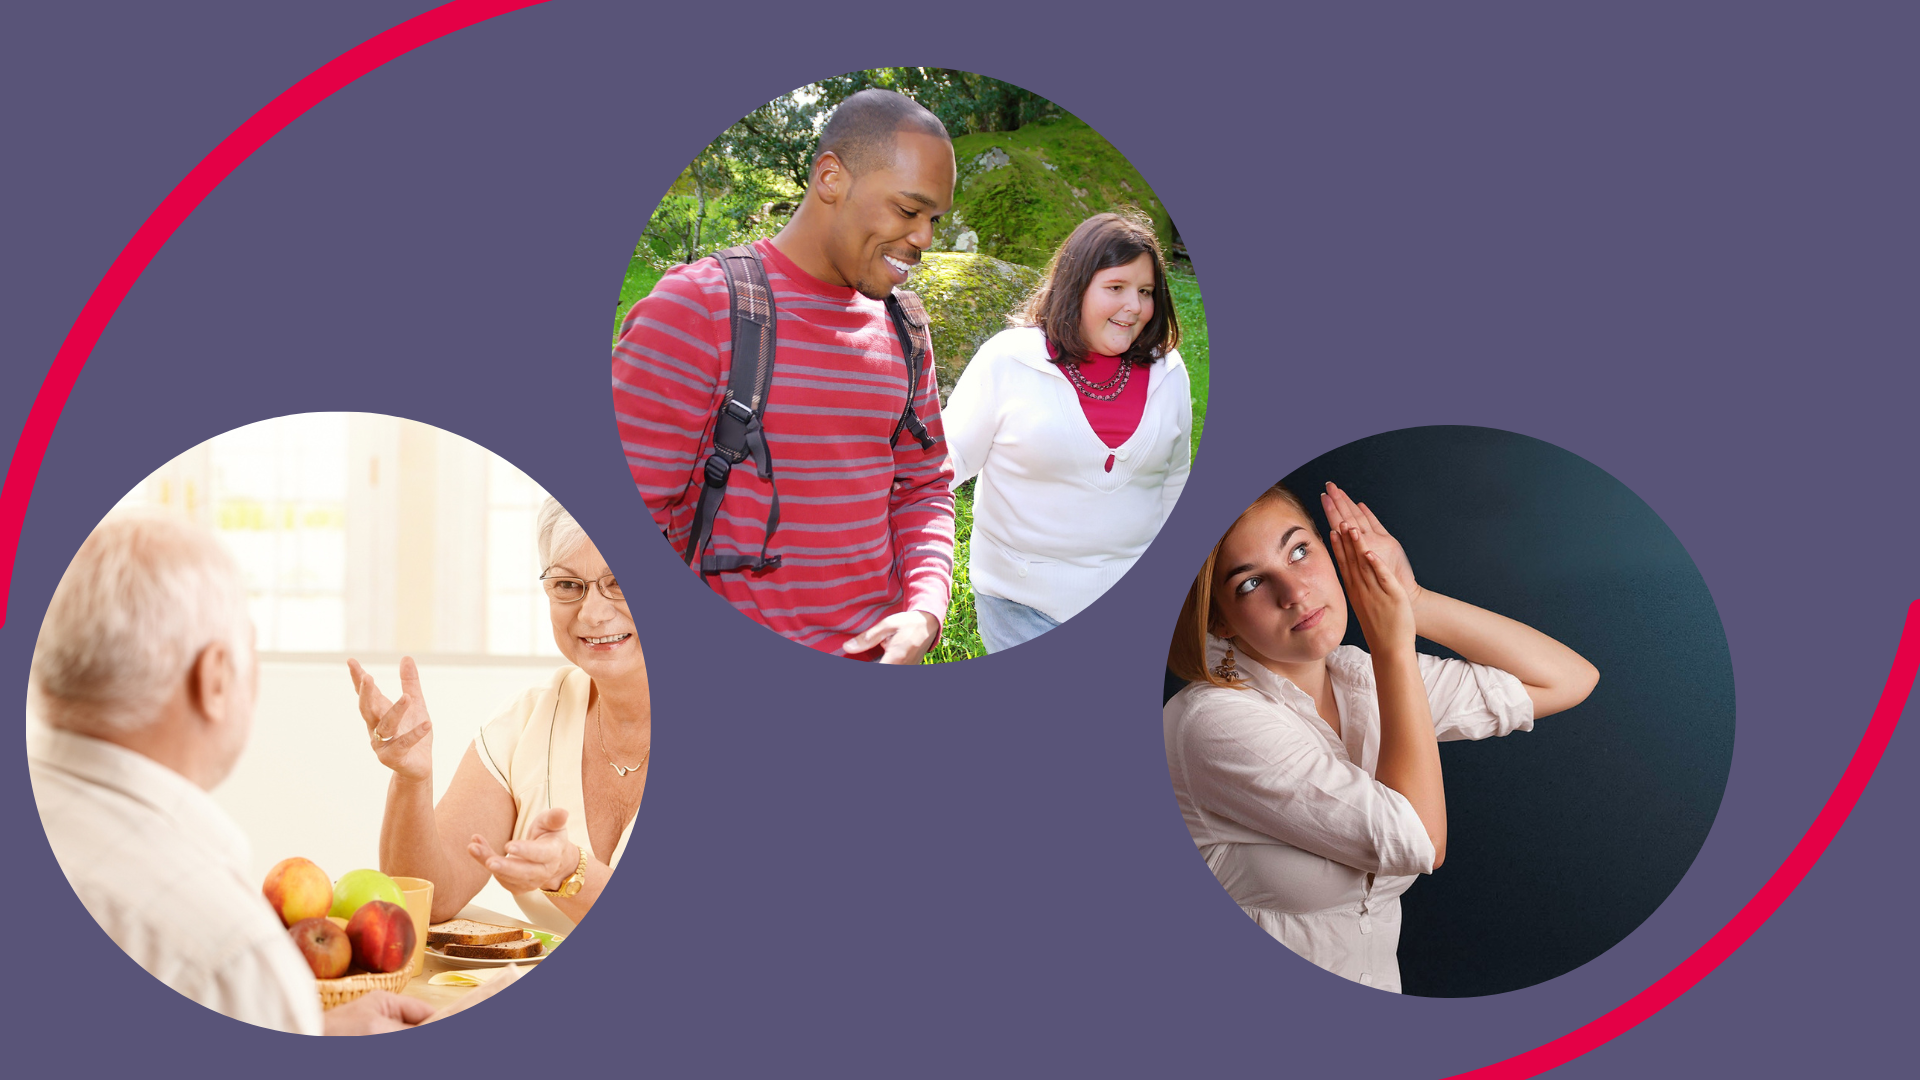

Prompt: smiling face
xmin=545 ymin=539 xmax=644 ymax=684
xmin=1212 ymin=499 xmax=1348 ymax=674
xmin=822 ymin=130 xmax=956 ymax=300
xmin=1077 ymin=253 xmax=1156 ymax=357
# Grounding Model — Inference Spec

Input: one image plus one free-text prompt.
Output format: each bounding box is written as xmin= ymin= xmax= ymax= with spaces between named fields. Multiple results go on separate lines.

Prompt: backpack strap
xmin=684 ymin=245 xmax=783 ymax=574
xmin=886 ymin=290 xmax=937 ymax=451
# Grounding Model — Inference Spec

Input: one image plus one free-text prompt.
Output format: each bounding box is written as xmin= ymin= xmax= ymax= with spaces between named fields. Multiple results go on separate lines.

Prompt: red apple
xmin=289 ymin=916 xmax=351 ymax=979
xmin=346 ymin=899 xmax=415 ymax=974
xmin=263 ymin=857 xmax=333 ymax=928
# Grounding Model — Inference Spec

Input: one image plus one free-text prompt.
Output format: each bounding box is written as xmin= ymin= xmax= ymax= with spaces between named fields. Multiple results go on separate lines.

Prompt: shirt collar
xmin=1205 ymin=633 xmax=1375 ymax=702
xmin=27 ymin=722 xmax=254 ymax=879
xmin=756 ymin=238 xmax=858 ymax=302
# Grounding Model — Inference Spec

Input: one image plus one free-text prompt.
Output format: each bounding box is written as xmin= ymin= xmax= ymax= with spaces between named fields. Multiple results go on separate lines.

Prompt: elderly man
xmin=613 ymin=88 xmax=958 ymax=662
xmin=27 ymin=514 xmax=431 ymax=1035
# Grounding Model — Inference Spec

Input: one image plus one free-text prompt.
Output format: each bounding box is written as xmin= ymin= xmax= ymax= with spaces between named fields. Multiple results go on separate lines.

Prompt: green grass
xmin=1167 ymin=265 xmax=1208 ymax=464
xmin=613 ymin=261 xmax=666 ymax=341
xmin=923 ymin=479 xmax=985 ymax=663
xmin=611 ymin=253 xmax=1206 ymax=664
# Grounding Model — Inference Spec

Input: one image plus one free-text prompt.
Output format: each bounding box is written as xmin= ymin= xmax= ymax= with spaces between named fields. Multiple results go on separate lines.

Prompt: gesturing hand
xmin=1321 ymin=482 xmax=1420 ymax=605
xmin=469 ymin=807 xmax=578 ymax=894
xmin=1330 ymin=518 xmax=1417 ymax=658
xmin=348 ymin=657 xmax=434 ymax=783
xmin=845 ymin=610 xmax=942 ymax=664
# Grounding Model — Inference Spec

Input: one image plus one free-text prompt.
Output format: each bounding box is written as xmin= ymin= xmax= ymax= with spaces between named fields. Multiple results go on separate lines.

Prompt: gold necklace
xmin=596 ymin=697 xmax=650 ymax=778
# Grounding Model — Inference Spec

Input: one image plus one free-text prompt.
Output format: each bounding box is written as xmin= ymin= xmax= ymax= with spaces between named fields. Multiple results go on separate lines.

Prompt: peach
xmin=263 ymin=857 xmax=333 ymax=928
xmin=346 ymin=899 xmax=416 ymax=974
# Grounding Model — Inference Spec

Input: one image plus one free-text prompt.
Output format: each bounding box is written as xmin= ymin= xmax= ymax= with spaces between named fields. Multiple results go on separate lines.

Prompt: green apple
xmin=329 ymin=868 xmax=404 ymax=920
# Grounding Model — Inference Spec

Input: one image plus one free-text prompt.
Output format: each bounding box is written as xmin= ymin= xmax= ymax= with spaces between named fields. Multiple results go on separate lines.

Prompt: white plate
xmin=426 ymin=930 xmax=562 ymax=969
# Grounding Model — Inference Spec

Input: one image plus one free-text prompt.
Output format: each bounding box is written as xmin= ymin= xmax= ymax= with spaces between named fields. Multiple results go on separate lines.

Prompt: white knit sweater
xmin=943 ymin=326 xmax=1192 ymax=622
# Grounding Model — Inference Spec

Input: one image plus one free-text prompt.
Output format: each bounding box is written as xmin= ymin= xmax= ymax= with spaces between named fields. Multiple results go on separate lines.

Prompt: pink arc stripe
xmin=2 ymin=5 xmax=1916 ymax=1075
xmin=0 ymin=0 xmax=549 ymax=632
xmin=1442 ymin=598 xmax=1920 ymax=1078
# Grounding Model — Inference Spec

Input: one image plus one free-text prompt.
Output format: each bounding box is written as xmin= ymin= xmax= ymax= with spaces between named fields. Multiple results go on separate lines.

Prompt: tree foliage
xmin=638 ymin=69 xmax=1064 ymax=270
xmin=727 ymin=69 xmax=1061 ymax=194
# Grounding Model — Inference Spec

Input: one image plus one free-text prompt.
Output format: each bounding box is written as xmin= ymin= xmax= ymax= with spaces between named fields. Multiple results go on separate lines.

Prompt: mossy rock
xmin=932 ymin=115 xmax=1174 ymax=270
xmin=907 ymin=252 xmax=1041 ymax=398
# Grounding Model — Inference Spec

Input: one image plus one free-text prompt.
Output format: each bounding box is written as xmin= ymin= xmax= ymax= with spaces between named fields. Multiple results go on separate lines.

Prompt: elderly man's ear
xmin=187 ymin=641 xmax=242 ymax=725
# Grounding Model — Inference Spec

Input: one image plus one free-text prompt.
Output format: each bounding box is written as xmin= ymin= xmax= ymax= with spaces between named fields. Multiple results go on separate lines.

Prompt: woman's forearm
xmin=379 ymin=775 xmax=463 ymax=918
xmin=542 ymin=844 xmax=616 ymax=925
xmin=1413 ymin=590 xmax=1599 ymax=718
xmin=1371 ymin=645 xmax=1447 ymax=868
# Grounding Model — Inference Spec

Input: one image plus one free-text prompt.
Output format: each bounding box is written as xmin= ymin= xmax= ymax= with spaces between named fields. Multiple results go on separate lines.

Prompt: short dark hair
xmin=815 ymin=89 xmax=951 ymax=177
xmin=1017 ymin=210 xmax=1180 ymax=365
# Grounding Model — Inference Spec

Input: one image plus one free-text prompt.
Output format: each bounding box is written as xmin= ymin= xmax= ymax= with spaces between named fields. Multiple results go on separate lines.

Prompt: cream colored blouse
xmin=474 ymin=666 xmax=634 ymax=933
xmin=1164 ymin=636 xmax=1534 ymax=992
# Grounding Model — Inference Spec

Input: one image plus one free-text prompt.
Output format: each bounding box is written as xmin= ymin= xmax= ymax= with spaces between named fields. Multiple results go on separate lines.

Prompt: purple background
xmin=3 ymin=2 xmax=1913 ymax=1075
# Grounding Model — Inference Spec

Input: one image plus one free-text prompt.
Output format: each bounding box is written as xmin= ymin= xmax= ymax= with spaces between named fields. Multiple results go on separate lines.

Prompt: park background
xmin=610 ymin=69 xmax=1211 ymax=661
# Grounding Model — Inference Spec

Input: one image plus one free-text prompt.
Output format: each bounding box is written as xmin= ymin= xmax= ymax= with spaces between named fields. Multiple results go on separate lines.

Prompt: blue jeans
xmin=974 ymin=592 xmax=1062 ymax=653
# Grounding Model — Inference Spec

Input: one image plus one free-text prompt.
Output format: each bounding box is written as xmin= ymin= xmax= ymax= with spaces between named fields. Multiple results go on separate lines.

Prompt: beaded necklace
xmin=1061 ymin=355 xmax=1134 ymax=401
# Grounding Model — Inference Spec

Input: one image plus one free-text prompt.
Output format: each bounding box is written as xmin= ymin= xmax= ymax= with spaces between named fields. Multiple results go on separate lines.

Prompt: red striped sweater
xmin=611 ymin=239 xmax=955 ymax=659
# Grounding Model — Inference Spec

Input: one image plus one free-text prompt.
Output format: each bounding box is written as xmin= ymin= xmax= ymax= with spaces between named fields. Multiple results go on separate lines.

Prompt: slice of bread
xmin=427 ymin=919 xmax=532 ymax=947
xmin=437 ymin=935 xmax=544 ymax=960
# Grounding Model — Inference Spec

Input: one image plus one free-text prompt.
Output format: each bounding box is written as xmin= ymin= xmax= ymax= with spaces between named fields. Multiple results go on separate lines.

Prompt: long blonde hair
xmin=1166 ymin=483 xmax=1312 ymax=689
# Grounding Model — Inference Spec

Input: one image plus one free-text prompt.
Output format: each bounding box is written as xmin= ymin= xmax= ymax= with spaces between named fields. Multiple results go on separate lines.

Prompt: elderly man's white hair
xmin=30 ymin=513 xmax=253 ymax=735
xmin=535 ymin=496 xmax=590 ymax=571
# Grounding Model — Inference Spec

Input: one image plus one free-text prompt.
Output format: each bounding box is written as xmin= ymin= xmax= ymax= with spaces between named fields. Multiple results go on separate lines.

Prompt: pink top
xmin=1059 ymin=350 xmax=1149 ymax=469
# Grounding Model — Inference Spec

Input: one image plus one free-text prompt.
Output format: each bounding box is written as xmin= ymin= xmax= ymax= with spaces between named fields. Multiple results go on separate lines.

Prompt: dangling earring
xmin=1211 ymin=638 xmax=1239 ymax=682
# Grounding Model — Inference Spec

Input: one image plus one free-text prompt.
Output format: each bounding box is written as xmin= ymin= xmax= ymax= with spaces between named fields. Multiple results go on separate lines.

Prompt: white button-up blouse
xmin=1164 ymin=636 xmax=1534 ymax=992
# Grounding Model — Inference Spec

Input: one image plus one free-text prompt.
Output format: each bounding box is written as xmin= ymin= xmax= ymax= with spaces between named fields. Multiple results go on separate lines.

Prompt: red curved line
xmin=1444 ymin=597 xmax=1920 ymax=1079
xmin=3 ymin=7 xmax=1917 ymax=1075
xmin=0 ymin=0 xmax=549 ymax=630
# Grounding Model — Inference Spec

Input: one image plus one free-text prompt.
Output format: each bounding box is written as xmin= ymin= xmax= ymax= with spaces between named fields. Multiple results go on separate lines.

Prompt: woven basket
xmin=317 ymin=967 xmax=411 ymax=1009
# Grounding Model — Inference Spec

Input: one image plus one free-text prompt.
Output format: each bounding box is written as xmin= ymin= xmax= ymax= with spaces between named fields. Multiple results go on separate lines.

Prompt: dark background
xmin=1287 ymin=426 xmax=1734 ymax=996
xmin=3 ymin=2 xmax=1915 ymax=1077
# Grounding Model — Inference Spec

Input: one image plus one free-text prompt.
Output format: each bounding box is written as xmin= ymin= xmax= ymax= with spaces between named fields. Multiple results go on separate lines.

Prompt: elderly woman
xmin=350 ymin=498 xmax=649 ymax=933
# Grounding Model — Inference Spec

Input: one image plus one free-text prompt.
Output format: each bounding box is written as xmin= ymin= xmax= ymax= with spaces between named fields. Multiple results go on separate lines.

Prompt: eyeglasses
xmin=540 ymin=572 xmax=625 ymax=604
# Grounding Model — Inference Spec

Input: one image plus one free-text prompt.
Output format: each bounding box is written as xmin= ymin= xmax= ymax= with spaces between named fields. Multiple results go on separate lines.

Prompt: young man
xmin=27 ymin=515 xmax=433 ymax=1035
xmin=613 ymin=89 xmax=958 ymax=663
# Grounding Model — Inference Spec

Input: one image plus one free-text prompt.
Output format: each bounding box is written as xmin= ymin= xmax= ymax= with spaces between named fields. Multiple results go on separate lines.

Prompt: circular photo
xmin=610 ymin=68 xmax=1209 ymax=663
xmin=25 ymin=414 xmax=650 ymax=1033
xmin=1161 ymin=425 xmax=1733 ymax=996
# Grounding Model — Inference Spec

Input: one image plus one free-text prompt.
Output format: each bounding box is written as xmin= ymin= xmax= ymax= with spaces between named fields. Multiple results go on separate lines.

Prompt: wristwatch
xmin=541 ymin=844 xmax=588 ymax=899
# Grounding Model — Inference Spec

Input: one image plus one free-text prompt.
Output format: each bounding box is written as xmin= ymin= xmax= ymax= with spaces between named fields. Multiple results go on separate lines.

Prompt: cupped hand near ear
xmin=1321 ymin=482 xmax=1420 ymax=606
xmin=1329 ymin=517 xmax=1417 ymax=656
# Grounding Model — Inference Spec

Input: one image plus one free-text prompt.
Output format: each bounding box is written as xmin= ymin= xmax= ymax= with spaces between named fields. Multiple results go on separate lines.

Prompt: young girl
xmin=1164 ymin=481 xmax=1597 ymax=992
xmin=943 ymin=210 xmax=1193 ymax=652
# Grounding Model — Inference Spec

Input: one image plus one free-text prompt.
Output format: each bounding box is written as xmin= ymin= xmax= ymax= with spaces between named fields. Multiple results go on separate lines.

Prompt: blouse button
xmin=1116 ymin=448 xmax=1131 ymax=461
xmin=1017 ymin=566 xmax=1029 ymax=578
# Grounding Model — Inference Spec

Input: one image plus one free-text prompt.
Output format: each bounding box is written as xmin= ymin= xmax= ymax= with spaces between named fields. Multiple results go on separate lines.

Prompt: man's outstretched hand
xmin=846 ymin=610 xmax=942 ymax=664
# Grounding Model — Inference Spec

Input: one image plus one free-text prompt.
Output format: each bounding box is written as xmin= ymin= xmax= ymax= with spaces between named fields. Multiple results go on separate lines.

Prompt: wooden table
xmin=398 ymin=903 xmax=549 ymax=1014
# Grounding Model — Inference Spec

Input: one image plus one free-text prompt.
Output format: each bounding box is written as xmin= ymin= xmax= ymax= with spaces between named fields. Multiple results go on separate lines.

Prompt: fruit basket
xmin=316 ymin=967 xmax=412 ymax=1010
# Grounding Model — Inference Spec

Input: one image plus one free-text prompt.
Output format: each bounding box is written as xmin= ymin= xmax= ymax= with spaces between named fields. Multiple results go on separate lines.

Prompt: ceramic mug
xmin=391 ymin=876 xmax=434 ymax=977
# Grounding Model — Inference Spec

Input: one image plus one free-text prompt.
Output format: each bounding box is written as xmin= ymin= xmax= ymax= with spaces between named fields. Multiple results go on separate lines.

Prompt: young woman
xmin=943 ymin=210 xmax=1193 ymax=652
xmin=1164 ymin=481 xmax=1598 ymax=992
